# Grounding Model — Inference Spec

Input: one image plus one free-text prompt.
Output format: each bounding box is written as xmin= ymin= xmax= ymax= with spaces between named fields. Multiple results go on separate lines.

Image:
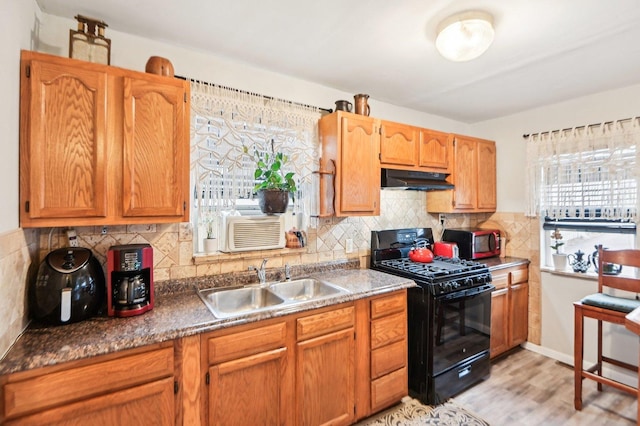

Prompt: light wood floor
xmin=455 ymin=348 xmax=637 ymax=425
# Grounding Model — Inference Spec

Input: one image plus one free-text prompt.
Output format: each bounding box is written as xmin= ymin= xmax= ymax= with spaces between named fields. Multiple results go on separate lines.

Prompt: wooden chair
xmin=574 ymin=245 xmax=640 ymax=411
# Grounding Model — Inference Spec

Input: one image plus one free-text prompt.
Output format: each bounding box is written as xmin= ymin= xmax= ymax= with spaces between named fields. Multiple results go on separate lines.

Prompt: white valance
xmin=525 ymin=117 xmax=639 ymax=222
xmin=189 ymin=80 xmax=322 ymax=244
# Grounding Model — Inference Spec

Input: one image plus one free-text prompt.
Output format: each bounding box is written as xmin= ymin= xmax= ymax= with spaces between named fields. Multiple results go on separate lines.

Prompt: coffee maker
xmin=107 ymin=244 xmax=154 ymax=317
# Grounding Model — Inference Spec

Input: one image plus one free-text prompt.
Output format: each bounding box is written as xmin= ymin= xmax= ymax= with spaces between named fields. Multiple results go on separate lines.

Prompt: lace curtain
xmin=525 ymin=117 xmax=639 ymax=221
xmin=190 ymin=80 xmax=322 ymax=247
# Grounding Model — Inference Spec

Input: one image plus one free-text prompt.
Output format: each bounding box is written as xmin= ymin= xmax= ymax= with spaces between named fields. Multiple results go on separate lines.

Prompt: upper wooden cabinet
xmin=319 ymin=111 xmax=381 ymax=217
xmin=19 ymin=50 xmax=190 ymax=228
xmin=379 ymin=120 xmax=418 ymax=168
xmin=426 ymin=135 xmax=496 ymax=213
xmin=418 ymin=129 xmax=451 ymax=173
xmin=379 ymin=123 xmax=451 ymax=174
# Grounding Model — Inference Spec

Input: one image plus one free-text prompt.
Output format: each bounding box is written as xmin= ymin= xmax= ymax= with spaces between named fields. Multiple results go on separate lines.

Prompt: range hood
xmin=381 ymin=168 xmax=454 ymax=191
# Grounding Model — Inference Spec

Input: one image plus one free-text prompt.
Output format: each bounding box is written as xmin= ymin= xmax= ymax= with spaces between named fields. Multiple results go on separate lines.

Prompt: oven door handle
xmin=441 ymin=284 xmax=495 ymax=301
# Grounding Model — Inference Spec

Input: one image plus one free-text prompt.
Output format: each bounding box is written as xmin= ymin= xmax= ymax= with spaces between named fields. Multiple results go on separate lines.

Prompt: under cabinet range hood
xmin=380 ymin=169 xmax=454 ymax=191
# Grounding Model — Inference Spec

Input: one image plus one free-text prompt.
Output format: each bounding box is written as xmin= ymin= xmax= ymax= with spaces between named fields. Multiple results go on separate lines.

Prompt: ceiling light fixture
xmin=435 ymin=11 xmax=494 ymax=62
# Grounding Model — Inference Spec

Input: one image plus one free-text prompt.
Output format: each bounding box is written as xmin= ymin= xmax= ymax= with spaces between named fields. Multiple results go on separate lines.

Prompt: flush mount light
xmin=435 ymin=11 xmax=494 ymax=62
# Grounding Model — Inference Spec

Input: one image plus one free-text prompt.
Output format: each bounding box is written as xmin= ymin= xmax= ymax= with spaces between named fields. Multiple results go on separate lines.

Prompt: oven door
xmin=431 ymin=284 xmax=494 ymax=376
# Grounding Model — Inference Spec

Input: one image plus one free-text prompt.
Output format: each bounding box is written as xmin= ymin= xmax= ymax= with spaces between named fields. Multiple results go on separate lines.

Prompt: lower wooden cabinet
xmin=209 ymin=348 xmax=289 ymax=425
xmin=1 ymin=290 xmax=409 ymax=426
xmin=200 ymin=292 xmax=407 ymax=425
xmin=368 ymin=293 xmax=408 ymax=413
xmin=490 ymin=263 xmax=529 ymax=358
xmin=0 ymin=343 xmax=175 ymax=425
xmin=6 ymin=378 xmax=174 ymax=426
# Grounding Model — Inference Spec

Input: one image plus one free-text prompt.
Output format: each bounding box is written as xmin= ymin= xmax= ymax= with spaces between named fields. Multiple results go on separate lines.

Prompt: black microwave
xmin=441 ymin=228 xmax=501 ymax=260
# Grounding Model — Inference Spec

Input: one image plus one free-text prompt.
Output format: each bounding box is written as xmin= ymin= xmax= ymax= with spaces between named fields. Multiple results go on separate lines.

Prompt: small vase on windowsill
xmin=552 ymin=253 xmax=568 ymax=271
xmin=203 ymin=237 xmax=217 ymax=254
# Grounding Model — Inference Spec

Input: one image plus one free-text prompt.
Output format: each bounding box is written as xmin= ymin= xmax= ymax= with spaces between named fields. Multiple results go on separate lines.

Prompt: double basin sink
xmin=198 ymin=278 xmax=350 ymax=319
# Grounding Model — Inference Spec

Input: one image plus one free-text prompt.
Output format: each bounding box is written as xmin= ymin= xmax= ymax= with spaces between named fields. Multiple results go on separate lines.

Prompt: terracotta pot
xmin=145 ymin=56 xmax=174 ymax=77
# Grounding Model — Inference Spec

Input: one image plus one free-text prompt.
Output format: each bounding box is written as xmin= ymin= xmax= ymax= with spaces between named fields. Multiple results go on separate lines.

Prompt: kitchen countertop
xmin=479 ymin=256 xmax=530 ymax=271
xmin=0 ymin=269 xmax=415 ymax=376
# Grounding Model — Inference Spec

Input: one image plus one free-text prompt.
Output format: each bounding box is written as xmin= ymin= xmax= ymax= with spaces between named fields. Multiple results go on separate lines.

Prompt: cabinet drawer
xmin=297 ymin=306 xmax=355 ymax=341
xmin=371 ymin=366 xmax=407 ymax=412
xmin=371 ymin=311 xmax=407 ymax=349
xmin=3 ymin=346 xmax=174 ymax=419
xmin=371 ymin=339 xmax=407 ymax=379
xmin=208 ymin=322 xmax=287 ymax=364
xmin=511 ymin=267 xmax=528 ymax=284
xmin=5 ymin=377 xmax=175 ymax=426
xmin=491 ymin=272 xmax=509 ymax=289
xmin=371 ymin=292 xmax=406 ymax=319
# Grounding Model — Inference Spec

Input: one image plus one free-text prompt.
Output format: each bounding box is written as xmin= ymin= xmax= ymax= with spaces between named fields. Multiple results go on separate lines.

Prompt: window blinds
xmin=525 ymin=117 xmax=639 ymax=222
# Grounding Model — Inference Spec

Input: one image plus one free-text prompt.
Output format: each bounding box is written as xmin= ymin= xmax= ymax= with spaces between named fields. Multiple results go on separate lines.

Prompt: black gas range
xmin=370 ymin=228 xmax=495 ymax=405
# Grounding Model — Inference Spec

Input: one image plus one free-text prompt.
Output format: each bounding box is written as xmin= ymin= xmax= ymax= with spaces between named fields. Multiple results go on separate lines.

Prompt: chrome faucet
xmin=249 ymin=258 xmax=269 ymax=285
xmin=284 ymin=263 xmax=291 ymax=281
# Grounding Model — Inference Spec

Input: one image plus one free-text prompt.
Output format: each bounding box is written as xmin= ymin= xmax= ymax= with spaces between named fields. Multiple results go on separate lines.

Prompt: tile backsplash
xmin=3 ymin=190 xmax=539 ymax=358
xmin=0 ymin=228 xmax=38 ymax=357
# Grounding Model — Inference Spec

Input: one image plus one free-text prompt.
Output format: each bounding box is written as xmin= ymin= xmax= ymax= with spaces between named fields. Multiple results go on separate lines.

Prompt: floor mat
xmin=355 ymin=396 xmax=490 ymax=425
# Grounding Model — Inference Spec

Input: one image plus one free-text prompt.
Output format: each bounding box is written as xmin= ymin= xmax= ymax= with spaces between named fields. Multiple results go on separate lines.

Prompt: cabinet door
xmin=6 ymin=378 xmax=174 ymax=426
xmin=476 ymin=140 xmax=497 ymax=210
xmin=297 ymin=328 xmax=355 ymax=426
xmin=380 ymin=121 xmax=417 ymax=167
xmin=21 ymin=58 xmax=108 ymax=223
xmin=451 ymin=136 xmax=477 ymax=210
xmin=122 ymin=76 xmax=188 ymax=219
xmin=419 ymin=129 xmax=451 ymax=172
xmin=510 ymin=283 xmax=529 ymax=347
xmin=490 ymin=287 xmax=509 ymax=358
xmin=338 ymin=115 xmax=380 ymax=215
xmin=209 ymin=347 xmax=289 ymax=426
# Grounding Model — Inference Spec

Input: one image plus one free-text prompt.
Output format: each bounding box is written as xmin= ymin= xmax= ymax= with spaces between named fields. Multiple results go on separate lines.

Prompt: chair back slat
xmin=597 ymin=245 xmax=640 ymax=293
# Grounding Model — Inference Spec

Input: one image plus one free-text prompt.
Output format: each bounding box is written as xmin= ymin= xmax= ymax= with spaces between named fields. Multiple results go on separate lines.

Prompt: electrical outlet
xmin=66 ymin=228 xmax=79 ymax=247
xmin=439 ymin=214 xmax=446 ymax=225
xmin=345 ymin=238 xmax=354 ymax=253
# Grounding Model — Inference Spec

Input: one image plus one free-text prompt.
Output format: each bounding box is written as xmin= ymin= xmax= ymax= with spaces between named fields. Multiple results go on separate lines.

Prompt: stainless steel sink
xmin=269 ymin=278 xmax=347 ymax=301
xmin=198 ymin=287 xmax=285 ymax=318
xmin=198 ymin=278 xmax=350 ymax=319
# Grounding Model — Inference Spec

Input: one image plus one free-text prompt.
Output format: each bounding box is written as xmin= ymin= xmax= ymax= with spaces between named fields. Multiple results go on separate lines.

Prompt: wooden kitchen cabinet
xmin=204 ymin=321 xmax=292 ymax=426
xmin=201 ymin=304 xmax=357 ymax=426
xmin=296 ymin=306 xmax=355 ymax=426
xmin=380 ymin=120 xmax=418 ymax=168
xmin=489 ymin=263 xmax=529 ymax=358
xmin=490 ymin=287 xmax=510 ymax=358
xmin=418 ymin=128 xmax=451 ymax=173
xmin=426 ymin=135 xmax=496 ymax=213
xmin=379 ymin=123 xmax=451 ymax=174
xmin=19 ymin=50 xmax=189 ymax=227
xmin=368 ymin=292 xmax=408 ymax=413
xmin=0 ymin=343 xmax=175 ymax=425
xmin=319 ymin=111 xmax=380 ymax=216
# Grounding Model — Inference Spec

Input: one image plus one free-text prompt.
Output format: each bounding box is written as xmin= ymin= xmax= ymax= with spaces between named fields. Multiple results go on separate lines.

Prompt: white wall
xmin=36 ymin=13 xmax=472 ymax=136
xmin=0 ymin=0 xmax=39 ymax=233
xmin=470 ymin=84 xmax=640 ymax=213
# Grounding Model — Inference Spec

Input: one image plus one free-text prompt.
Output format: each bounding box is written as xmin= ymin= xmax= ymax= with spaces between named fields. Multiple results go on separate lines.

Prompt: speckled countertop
xmin=478 ymin=256 xmax=530 ymax=271
xmin=0 ymin=268 xmax=415 ymax=376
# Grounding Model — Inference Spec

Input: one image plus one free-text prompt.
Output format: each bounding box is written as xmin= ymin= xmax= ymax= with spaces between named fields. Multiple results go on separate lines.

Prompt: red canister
xmin=433 ymin=241 xmax=459 ymax=258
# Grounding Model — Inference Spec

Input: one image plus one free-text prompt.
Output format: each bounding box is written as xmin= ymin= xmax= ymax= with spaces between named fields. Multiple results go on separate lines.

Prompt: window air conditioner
xmin=219 ymin=215 xmax=285 ymax=253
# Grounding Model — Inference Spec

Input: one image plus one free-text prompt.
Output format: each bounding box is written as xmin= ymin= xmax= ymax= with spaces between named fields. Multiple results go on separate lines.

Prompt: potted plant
xmin=248 ymin=144 xmax=297 ymax=214
xmin=550 ymin=227 xmax=567 ymax=270
xmin=202 ymin=214 xmax=217 ymax=254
